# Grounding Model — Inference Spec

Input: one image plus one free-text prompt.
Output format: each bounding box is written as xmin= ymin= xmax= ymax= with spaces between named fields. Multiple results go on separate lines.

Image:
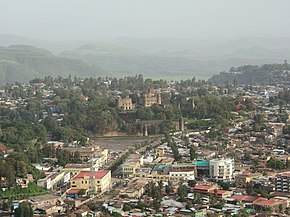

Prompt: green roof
xmin=196 ymin=160 xmax=209 ymax=167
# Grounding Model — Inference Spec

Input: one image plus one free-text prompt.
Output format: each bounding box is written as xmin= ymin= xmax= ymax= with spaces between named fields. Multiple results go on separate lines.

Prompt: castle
xmin=117 ymin=89 xmax=161 ymax=110
xmin=117 ymin=96 xmax=135 ymax=110
xmin=139 ymin=89 xmax=161 ymax=107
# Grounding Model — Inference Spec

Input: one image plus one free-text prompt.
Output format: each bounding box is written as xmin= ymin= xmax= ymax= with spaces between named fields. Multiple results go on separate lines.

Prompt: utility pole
xmin=89 ymin=155 xmax=96 ymax=196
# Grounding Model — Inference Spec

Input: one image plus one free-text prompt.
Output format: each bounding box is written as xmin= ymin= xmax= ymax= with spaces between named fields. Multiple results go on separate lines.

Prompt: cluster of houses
xmin=2 ymin=79 xmax=290 ymax=216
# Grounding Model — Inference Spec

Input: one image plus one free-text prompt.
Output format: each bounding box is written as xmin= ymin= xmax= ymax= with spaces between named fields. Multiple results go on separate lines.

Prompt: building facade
xmin=139 ymin=89 xmax=161 ymax=107
xmin=235 ymin=173 xmax=262 ymax=188
xmin=117 ymin=96 xmax=135 ymax=110
xmin=275 ymin=172 xmax=290 ymax=193
xmin=209 ymin=158 xmax=234 ymax=180
xmin=70 ymin=170 xmax=111 ymax=194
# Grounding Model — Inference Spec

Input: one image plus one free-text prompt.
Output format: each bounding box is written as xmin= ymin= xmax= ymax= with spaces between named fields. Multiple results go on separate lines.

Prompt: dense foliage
xmin=209 ymin=61 xmax=290 ymax=85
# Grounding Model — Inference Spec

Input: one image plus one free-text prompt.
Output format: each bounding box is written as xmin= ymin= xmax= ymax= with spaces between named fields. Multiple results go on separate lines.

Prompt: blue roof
xmin=196 ymin=160 xmax=209 ymax=167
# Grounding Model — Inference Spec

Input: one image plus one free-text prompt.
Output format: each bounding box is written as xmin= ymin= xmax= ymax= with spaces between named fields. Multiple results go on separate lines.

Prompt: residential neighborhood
xmin=1 ymin=71 xmax=290 ymax=217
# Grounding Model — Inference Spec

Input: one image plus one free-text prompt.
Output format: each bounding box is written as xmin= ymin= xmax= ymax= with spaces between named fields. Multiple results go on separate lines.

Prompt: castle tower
xmin=116 ymin=97 xmax=121 ymax=107
xmin=143 ymin=94 xmax=148 ymax=107
xmin=157 ymin=93 xmax=162 ymax=104
xmin=191 ymin=98 xmax=195 ymax=110
xmin=143 ymin=124 xmax=148 ymax=136
xmin=179 ymin=117 xmax=184 ymax=132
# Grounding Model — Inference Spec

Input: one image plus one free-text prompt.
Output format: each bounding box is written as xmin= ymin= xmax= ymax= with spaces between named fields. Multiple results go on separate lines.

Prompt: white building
xmin=169 ymin=171 xmax=195 ymax=180
xmin=275 ymin=172 xmax=290 ymax=193
xmin=209 ymin=158 xmax=234 ymax=180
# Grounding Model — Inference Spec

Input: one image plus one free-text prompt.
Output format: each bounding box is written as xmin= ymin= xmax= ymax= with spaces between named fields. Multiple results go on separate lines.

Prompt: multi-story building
xmin=116 ymin=96 xmax=135 ymax=110
xmin=121 ymin=154 xmax=143 ymax=177
xmin=70 ymin=170 xmax=111 ymax=194
xmin=139 ymin=89 xmax=161 ymax=107
xmin=62 ymin=146 xmax=108 ymax=161
xmin=235 ymin=173 xmax=262 ymax=188
xmin=155 ymin=146 xmax=165 ymax=157
xmin=209 ymin=158 xmax=234 ymax=180
xmin=62 ymin=164 xmax=91 ymax=176
xmin=171 ymin=163 xmax=195 ymax=172
xmin=169 ymin=163 xmax=195 ymax=180
xmin=37 ymin=172 xmax=70 ymax=190
xmin=192 ymin=185 xmax=232 ymax=198
xmin=275 ymin=172 xmax=290 ymax=193
xmin=195 ymin=160 xmax=210 ymax=177
xmin=169 ymin=171 xmax=195 ymax=180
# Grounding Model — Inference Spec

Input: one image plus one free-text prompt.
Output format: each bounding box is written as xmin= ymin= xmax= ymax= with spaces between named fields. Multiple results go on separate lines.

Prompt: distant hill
xmin=0 ymin=45 xmax=102 ymax=84
xmin=2 ymin=35 xmax=290 ymax=82
xmin=0 ymin=34 xmax=85 ymax=54
xmin=208 ymin=62 xmax=290 ymax=85
xmin=59 ymin=37 xmax=290 ymax=80
xmin=59 ymin=43 xmax=221 ymax=80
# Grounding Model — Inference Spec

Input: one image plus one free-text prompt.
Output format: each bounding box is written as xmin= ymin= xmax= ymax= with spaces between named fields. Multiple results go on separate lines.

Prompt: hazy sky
xmin=1 ymin=0 xmax=290 ymax=41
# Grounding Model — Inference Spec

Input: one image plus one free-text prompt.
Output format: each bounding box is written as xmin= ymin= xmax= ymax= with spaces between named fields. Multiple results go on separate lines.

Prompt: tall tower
xmin=157 ymin=93 xmax=162 ymax=104
xmin=191 ymin=97 xmax=195 ymax=110
xmin=143 ymin=124 xmax=148 ymax=136
xmin=143 ymin=94 xmax=148 ymax=107
xmin=179 ymin=117 xmax=184 ymax=132
xmin=89 ymin=158 xmax=95 ymax=195
xmin=116 ymin=96 xmax=121 ymax=108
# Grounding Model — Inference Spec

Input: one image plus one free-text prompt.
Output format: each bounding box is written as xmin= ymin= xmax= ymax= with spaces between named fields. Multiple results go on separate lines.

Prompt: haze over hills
xmin=0 ymin=34 xmax=85 ymax=54
xmin=0 ymin=45 xmax=102 ymax=84
xmin=59 ymin=37 xmax=290 ymax=79
xmin=1 ymin=34 xmax=290 ymax=83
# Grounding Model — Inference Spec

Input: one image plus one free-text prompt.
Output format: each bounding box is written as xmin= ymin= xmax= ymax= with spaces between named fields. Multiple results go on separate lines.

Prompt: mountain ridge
xmin=0 ymin=45 xmax=103 ymax=84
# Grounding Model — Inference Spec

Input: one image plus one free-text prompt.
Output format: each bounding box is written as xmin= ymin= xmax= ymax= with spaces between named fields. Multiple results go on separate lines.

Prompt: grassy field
xmin=93 ymin=137 xmax=149 ymax=151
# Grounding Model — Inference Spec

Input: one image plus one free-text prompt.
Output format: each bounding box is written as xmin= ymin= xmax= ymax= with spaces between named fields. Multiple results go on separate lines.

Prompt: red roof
xmin=67 ymin=189 xmax=81 ymax=194
xmin=235 ymin=103 xmax=246 ymax=110
xmin=193 ymin=185 xmax=216 ymax=191
xmin=231 ymin=195 xmax=257 ymax=203
xmin=72 ymin=170 xmax=109 ymax=180
xmin=216 ymin=190 xmax=230 ymax=195
xmin=277 ymin=155 xmax=289 ymax=159
xmin=242 ymin=170 xmax=253 ymax=175
xmin=0 ymin=143 xmax=7 ymax=152
xmin=253 ymin=197 xmax=282 ymax=206
xmin=279 ymin=172 xmax=290 ymax=177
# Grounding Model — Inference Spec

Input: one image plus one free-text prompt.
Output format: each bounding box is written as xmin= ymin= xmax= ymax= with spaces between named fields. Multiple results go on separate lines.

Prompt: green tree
xmin=77 ymin=189 xmax=86 ymax=196
xmin=15 ymin=202 xmax=33 ymax=217
xmin=152 ymin=199 xmax=161 ymax=213
xmin=112 ymin=212 xmax=122 ymax=217
xmin=165 ymin=184 xmax=173 ymax=194
xmin=2 ymin=200 xmax=11 ymax=211
xmin=190 ymin=146 xmax=197 ymax=161
xmin=245 ymin=182 xmax=256 ymax=196
xmin=219 ymin=182 xmax=230 ymax=190
xmin=73 ymin=151 xmax=81 ymax=163
xmin=177 ymin=185 xmax=188 ymax=202
xmin=186 ymin=200 xmax=192 ymax=209
xmin=194 ymin=193 xmax=201 ymax=203
xmin=123 ymin=204 xmax=132 ymax=212
xmin=188 ymin=180 xmax=197 ymax=187
xmin=279 ymin=204 xmax=283 ymax=213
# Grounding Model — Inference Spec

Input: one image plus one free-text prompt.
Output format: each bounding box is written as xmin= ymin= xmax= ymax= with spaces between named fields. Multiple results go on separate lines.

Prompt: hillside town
xmin=1 ymin=74 xmax=290 ymax=217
